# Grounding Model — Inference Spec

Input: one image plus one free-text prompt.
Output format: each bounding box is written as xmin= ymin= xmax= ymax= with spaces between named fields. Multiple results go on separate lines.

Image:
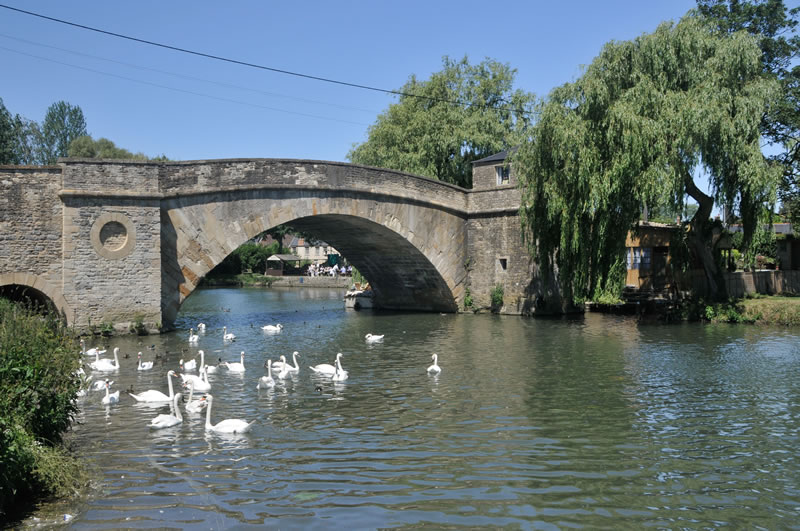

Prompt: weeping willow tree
xmin=515 ymin=13 xmax=780 ymax=303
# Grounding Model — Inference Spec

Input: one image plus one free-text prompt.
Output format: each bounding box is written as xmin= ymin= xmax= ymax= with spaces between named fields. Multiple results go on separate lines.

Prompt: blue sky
xmin=1 ymin=1 xmax=701 ymax=163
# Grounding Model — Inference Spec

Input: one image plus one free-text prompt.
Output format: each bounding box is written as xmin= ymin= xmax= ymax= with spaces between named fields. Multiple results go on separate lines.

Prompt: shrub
xmin=490 ymin=284 xmax=504 ymax=311
xmin=464 ymin=287 xmax=473 ymax=309
xmin=0 ymin=298 xmax=85 ymax=518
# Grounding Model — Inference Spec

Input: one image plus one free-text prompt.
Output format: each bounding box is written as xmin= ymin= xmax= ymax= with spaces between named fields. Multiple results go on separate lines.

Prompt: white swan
xmin=276 ymin=358 xmax=291 ymax=380
xmin=129 ymin=370 xmax=176 ymax=402
xmin=225 ymin=351 xmax=246 ymax=373
xmin=262 ymin=323 xmax=283 ymax=333
xmin=272 ymin=351 xmax=299 ymax=372
xmin=222 ymin=326 xmax=236 ymax=341
xmin=181 ymin=357 xmax=197 ymax=371
xmin=90 ymin=378 xmax=110 ymax=391
xmin=365 ymin=333 xmax=384 ymax=343
xmin=101 ymin=381 xmax=120 ymax=404
xmin=332 ymin=358 xmax=349 ymax=382
xmin=137 ymin=352 xmax=154 ymax=371
xmin=197 ymin=323 xmax=206 ymax=331
xmin=309 ymin=352 xmax=345 ymax=377
xmin=91 ymin=347 xmax=120 ymax=372
xmin=185 ymin=380 xmax=207 ymax=413
xmin=80 ymin=338 xmax=106 ymax=357
xmin=204 ymin=394 xmax=255 ymax=434
xmin=181 ymin=366 xmax=211 ymax=392
xmin=257 ymin=360 xmax=275 ymax=389
xmin=150 ymin=393 xmax=183 ymax=429
xmin=427 ymin=353 xmax=441 ymax=374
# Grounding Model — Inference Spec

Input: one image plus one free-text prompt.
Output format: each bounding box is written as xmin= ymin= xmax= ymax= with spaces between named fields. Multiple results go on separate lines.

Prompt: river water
xmin=24 ymin=287 xmax=800 ymax=529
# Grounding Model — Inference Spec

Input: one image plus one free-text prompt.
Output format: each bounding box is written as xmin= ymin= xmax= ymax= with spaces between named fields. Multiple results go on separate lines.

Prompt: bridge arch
xmin=0 ymin=272 xmax=74 ymax=323
xmin=161 ymin=184 xmax=467 ymax=324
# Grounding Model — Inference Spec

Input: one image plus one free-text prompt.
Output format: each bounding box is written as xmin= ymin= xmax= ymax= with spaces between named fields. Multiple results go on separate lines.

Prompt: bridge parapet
xmin=61 ymin=159 xmax=470 ymax=214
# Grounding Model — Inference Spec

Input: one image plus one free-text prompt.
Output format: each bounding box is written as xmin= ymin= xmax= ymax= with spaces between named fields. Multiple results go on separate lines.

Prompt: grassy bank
xmin=697 ymin=295 xmax=800 ymax=325
xmin=0 ymin=298 xmax=87 ymax=521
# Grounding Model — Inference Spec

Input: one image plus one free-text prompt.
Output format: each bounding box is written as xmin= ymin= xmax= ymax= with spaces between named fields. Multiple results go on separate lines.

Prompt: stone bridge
xmin=0 ymin=158 xmax=561 ymax=332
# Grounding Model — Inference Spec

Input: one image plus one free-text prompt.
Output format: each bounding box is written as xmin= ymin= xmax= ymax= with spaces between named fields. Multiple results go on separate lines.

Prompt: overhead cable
xmin=0 ymin=32 xmax=379 ymax=115
xmin=0 ymin=3 xmax=506 ymax=110
xmin=0 ymin=45 xmax=370 ymax=126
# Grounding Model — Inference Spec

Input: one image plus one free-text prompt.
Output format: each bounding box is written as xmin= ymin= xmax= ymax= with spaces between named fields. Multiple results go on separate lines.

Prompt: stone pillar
xmin=60 ymin=161 xmax=163 ymax=333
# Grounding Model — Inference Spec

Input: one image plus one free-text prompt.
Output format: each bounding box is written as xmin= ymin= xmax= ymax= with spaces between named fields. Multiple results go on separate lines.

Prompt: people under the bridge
xmin=306 ymin=263 xmax=351 ymax=277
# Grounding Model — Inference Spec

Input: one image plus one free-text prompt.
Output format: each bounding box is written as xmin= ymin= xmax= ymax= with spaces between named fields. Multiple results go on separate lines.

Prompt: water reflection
xmin=21 ymin=288 xmax=800 ymax=528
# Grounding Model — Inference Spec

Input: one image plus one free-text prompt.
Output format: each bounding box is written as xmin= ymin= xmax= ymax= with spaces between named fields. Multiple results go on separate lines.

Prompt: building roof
xmin=267 ymin=254 xmax=302 ymax=262
xmin=472 ymin=147 xmax=518 ymax=164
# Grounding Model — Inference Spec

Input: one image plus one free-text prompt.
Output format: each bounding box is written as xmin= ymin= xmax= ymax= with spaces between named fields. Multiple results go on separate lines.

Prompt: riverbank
xmin=708 ymin=295 xmax=800 ymax=325
xmin=589 ymin=294 xmax=800 ymax=326
xmin=201 ymin=273 xmax=351 ymax=289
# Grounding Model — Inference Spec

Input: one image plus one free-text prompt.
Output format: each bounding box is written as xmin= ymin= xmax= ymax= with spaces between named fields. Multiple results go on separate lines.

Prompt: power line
xmin=0 ymin=3 xmax=492 ymax=109
xmin=0 ymin=45 xmax=371 ymax=127
xmin=0 ymin=32 xmax=381 ymax=115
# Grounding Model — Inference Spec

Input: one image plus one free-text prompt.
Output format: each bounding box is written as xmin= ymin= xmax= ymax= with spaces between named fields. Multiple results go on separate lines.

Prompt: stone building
xmin=468 ymin=151 xmax=567 ymax=314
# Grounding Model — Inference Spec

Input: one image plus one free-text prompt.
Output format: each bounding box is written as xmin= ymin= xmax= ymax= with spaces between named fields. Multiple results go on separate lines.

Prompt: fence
xmin=676 ymin=270 xmax=800 ymax=297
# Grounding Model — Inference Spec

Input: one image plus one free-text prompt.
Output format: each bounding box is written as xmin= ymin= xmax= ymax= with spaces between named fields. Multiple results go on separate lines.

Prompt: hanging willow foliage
xmin=515 ymin=14 xmax=781 ymax=302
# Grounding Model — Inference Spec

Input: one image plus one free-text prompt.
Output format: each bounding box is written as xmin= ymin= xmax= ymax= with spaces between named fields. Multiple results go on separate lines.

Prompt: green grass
xmin=739 ymin=296 xmax=800 ymax=326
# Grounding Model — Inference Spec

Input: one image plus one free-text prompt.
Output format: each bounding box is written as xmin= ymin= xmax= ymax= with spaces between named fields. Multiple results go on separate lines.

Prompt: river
xmin=23 ymin=287 xmax=800 ymax=529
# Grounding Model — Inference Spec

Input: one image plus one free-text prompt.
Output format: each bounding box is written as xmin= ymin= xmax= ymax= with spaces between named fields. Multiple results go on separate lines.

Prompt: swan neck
xmin=205 ymin=396 xmax=213 ymax=428
xmin=174 ymin=394 xmax=183 ymax=421
xmin=167 ymin=372 xmax=174 ymax=398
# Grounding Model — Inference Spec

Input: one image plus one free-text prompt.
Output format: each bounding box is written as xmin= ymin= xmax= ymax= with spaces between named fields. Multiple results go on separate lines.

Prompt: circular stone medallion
xmin=90 ymin=213 xmax=136 ymax=259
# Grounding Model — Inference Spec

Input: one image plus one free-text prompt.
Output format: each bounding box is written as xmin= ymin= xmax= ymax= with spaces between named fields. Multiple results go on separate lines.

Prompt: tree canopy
xmin=348 ymin=56 xmax=536 ymax=188
xmin=698 ymin=0 xmax=800 ymax=227
xmin=0 ymin=98 xmax=15 ymax=164
xmin=515 ymin=14 xmax=780 ymax=302
xmin=68 ymin=135 xmax=169 ymax=161
xmin=39 ymin=101 xmax=87 ymax=165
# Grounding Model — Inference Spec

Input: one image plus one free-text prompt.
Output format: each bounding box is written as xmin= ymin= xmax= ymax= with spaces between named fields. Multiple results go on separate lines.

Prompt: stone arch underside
xmin=161 ymin=189 xmax=467 ymax=325
xmin=0 ymin=272 xmax=74 ymax=323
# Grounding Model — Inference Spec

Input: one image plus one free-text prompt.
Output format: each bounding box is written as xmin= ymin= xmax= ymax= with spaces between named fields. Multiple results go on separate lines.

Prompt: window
xmin=640 ymin=247 xmax=651 ymax=271
xmin=627 ymin=247 xmax=640 ymax=270
xmin=495 ymin=165 xmax=510 ymax=185
xmin=499 ymin=258 xmax=508 ymax=270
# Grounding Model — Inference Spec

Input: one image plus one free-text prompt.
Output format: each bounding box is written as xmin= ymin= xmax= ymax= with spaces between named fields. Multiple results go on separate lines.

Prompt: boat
xmin=344 ymin=286 xmax=374 ymax=310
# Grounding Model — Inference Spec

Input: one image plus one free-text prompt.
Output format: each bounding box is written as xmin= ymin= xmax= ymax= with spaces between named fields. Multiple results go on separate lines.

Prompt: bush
xmin=490 ymin=284 xmax=504 ymax=311
xmin=0 ymin=298 xmax=85 ymax=518
xmin=464 ymin=287 xmax=473 ymax=309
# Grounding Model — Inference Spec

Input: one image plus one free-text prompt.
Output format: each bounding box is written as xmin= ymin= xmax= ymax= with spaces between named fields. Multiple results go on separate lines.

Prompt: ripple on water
xmin=25 ymin=289 xmax=800 ymax=528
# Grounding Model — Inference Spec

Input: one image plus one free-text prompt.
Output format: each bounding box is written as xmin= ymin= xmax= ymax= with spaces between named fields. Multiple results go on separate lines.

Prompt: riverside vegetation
xmin=0 ymin=298 xmax=86 ymax=522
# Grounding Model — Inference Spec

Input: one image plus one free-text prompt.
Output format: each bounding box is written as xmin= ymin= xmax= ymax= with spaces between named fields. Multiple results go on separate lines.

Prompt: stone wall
xmin=0 ymin=166 xmax=71 ymax=319
xmin=465 ymin=211 xmax=564 ymax=314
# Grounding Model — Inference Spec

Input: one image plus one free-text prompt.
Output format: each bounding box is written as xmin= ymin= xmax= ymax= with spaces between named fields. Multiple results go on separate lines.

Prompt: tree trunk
xmin=684 ymin=171 xmax=725 ymax=300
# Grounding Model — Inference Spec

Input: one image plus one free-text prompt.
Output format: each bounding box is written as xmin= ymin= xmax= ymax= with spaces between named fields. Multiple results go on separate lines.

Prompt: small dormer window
xmin=495 ymin=165 xmax=510 ymax=185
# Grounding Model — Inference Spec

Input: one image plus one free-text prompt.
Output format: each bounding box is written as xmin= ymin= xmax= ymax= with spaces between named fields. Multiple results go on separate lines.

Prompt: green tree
xmin=348 ymin=56 xmax=536 ymax=188
xmin=515 ymin=14 xmax=780 ymax=303
xmin=68 ymin=135 xmax=153 ymax=160
xmin=698 ymin=1 xmax=800 ymax=228
xmin=12 ymin=116 xmax=42 ymax=165
xmin=0 ymin=97 xmax=15 ymax=164
xmin=39 ymin=101 xmax=87 ymax=164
